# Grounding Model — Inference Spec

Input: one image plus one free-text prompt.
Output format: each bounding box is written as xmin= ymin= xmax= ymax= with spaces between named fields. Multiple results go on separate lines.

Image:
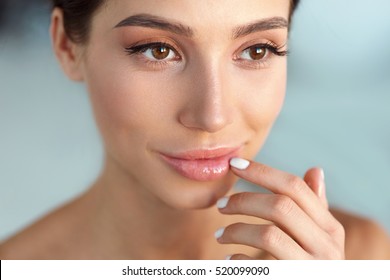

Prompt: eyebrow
xmin=114 ymin=13 xmax=194 ymax=37
xmin=114 ymin=13 xmax=288 ymax=39
xmin=232 ymin=17 xmax=288 ymax=39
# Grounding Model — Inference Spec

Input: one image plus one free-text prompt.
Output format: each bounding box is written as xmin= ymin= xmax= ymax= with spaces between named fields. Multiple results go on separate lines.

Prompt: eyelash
xmin=124 ymin=41 xmax=287 ymax=69
xmin=124 ymin=42 xmax=180 ymax=68
xmin=253 ymin=42 xmax=288 ymax=57
xmin=125 ymin=42 xmax=178 ymax=56
xmin=234 ymin=42 xmax=288 ymax=69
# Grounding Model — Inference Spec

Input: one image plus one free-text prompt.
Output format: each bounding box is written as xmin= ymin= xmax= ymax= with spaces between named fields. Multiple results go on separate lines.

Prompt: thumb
xmin=303 ymin=167 xmax=328 ymax=208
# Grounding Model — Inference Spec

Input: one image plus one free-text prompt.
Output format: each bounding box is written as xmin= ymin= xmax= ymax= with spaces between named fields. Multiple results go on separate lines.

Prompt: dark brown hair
xmin=52 ymin=0 xmax=300 ymax=43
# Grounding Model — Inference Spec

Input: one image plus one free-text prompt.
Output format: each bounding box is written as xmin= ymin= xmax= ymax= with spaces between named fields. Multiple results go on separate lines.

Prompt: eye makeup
xmin=234 ymin=40 xmax=288 ymax=69
xmin=125 ymin=42 xmax=179 ymax=58
xmin=123 ymin=37 xmax=287 ymax=71
xmin=123 ymin=39 xmax=182 ymax=70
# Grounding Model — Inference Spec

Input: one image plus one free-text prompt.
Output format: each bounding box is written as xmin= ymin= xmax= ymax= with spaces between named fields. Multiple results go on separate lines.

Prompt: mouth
xmin=159 ymin=146 xmax=241 ymax=181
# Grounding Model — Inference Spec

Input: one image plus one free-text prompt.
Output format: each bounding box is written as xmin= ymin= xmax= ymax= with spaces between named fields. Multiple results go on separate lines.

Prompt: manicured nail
xmin=225 ymin=255 xmax=232 ymax=260
xmin=230 ymin=157 xmax=250 ymax=170
xmin=214 ymin=227 xmax=225 ymax=239
xmin=320 ymin=168 xmax=325 ymax=182
xmin=318 ymin=168 xmax=325 ymax=198
xmin=217 ymin=197 xmax=229 ymax=209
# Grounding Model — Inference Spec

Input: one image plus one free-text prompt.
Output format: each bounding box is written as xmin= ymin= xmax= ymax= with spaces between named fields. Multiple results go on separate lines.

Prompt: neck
xmin=84 ymin=156 xmax=230 ymax=259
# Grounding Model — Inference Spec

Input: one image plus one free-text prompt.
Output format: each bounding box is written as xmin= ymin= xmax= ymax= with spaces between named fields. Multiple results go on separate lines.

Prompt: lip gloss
xmin=160 ymin=147 xmax=240 ymax=181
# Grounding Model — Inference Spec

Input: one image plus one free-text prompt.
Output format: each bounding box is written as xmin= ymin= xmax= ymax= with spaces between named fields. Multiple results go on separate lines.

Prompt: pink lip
xmin=160 ymin=147 xmax=241 ymax=181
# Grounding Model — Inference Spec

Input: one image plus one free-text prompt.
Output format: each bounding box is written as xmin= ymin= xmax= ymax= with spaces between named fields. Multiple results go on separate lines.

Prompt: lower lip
xmin=160 ymin=150 xmax=239 ymax=181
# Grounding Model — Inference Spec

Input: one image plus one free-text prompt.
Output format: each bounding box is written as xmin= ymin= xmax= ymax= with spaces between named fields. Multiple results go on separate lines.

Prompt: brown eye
xmin=151 ymin=46 xmax=171 ymax=60
xmin=145 ymin=44 xmax=176 ymax=61
xmin=239 ymin=45 xmax=270 ymax=62
xmin=247 ymin=46 xmax=267 ymax=60
xmin=126 ymin=42 xmax=179 ymax=62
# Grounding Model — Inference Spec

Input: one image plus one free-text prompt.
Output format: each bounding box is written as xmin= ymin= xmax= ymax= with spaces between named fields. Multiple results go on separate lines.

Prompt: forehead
xmin=96 ymin=0 xmax=290 ymax=33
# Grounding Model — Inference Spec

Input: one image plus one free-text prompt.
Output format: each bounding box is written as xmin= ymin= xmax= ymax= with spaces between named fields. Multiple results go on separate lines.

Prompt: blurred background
xmin=0 ymin=0 xmax=389 ymax=241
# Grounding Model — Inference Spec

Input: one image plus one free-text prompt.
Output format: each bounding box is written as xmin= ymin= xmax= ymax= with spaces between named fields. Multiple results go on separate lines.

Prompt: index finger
xmin=229 ymin=157 xmax=339 ymax=234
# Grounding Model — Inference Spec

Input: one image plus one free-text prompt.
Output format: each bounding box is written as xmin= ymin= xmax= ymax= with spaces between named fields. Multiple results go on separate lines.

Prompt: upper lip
xmin=161 ymin=146 xmax=241 ymax=160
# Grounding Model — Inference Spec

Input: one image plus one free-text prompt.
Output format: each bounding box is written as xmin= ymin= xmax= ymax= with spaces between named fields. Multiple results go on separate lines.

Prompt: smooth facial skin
xmin=1 ymin=0 xmax=389 ymax=260
xmin=65 ymin=0 xmax=289 ymax=209
xmin=45 ymin=0 xmax=356 ymax=259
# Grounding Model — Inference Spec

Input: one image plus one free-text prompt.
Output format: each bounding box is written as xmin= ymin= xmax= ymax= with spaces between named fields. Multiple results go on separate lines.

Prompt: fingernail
xmin=225 ymin=255 xmax=232 ymax=260
xmin=230 ymin=158 xmax=250 ymax=170
xmin=320 ymin=168 xmax=325 ymax=182
xmin=214 ymin=227 xmax=225 ymax=239
xmin=318 ymin=168 xmax=325 ymax=198
xmin=217 ymin=197 xmax=229 ymax=209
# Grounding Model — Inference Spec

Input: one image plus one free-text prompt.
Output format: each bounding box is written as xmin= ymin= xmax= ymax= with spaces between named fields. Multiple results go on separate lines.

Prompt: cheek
xmin=232 ymin=61 xmax=287 ymax=158
xmin=239 ymin=64 xmax=287 ymax=131
xmin=82 ymin=59 xmax=174 ymax=155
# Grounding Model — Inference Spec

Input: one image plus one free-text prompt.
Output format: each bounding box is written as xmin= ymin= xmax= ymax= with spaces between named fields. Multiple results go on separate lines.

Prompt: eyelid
xmin=235 ymin=40 xmax=288 ymax=58
xmin=232 ymin=40 xmax=288 ymax=69
xmin=124 ymin=39 xmax=182 ymax=58
xmin=125 ymin=42 xmax=175 ymax=55
xmin=241 ymin=43 xmax=288 ymax=58
xmin=123 ymin=39 xmax=184 ymax=70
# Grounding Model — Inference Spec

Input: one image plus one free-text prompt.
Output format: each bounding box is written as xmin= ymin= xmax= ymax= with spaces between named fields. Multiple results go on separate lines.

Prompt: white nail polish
xmin=318 ymin=168 xmax=325 ymax=198
xmin=320 ymin=168 xmax=325 ymax=181
xmin=230 ymin=157 xmax=250 ymax=170
xmin=217 ymin=197 xmax=229 ymax=209
xmin=214 ymin=227 xmax=225 ymax=239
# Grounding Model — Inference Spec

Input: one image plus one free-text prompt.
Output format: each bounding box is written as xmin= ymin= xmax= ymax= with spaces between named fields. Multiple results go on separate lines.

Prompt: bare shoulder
xmin=0 ymin=195 xmax=91 ymax=259
xmin=330 ymin=207 xmax=390 ymax=259
xmin=0 ymin=211 xmax=74 ymax=259
xmin=0 ymin=220 xmax=53 ymax=259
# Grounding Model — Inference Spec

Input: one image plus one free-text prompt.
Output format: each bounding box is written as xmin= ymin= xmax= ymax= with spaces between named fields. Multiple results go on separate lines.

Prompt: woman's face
xmin=75 ymin=0 xmax=289 ymax=209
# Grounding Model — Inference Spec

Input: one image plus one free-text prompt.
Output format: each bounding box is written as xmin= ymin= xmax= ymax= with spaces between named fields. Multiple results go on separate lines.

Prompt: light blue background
xmin=1 ymin=0 xmax=389 ymax=241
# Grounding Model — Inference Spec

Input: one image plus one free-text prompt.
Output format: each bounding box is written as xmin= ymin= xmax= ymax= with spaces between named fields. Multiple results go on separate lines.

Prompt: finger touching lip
xmin=230 ymin=157 xmax=251 ymax=170
xmin=228 ymin=157 xmax=327 ymax=219
xmin=229 ymin=157 xmax=296 ymax=194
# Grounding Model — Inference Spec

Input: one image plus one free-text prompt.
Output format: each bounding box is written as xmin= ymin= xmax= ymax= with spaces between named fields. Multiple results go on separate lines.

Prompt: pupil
xmin=152 ymin=46 xmax=169 ymax=60
xmin=250 ymin=47 xmax=266 ymax=60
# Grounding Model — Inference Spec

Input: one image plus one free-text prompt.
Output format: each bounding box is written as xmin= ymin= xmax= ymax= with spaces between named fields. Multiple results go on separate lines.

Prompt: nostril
xmin=178 ymin=64 xmax=234 ymax=133
xmin=178 ymin=103 xmax=233 ymax=133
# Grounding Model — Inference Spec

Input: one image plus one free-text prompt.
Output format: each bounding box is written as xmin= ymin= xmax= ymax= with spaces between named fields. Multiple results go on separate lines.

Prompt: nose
xmin=178 ymin=61 xmax=234 ymax=133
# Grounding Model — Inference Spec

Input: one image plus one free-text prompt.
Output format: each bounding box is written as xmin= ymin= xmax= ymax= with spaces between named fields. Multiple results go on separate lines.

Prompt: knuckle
xmin=230 ymin=192 xmax=263 ymax=214
xmin=327 ymin=219 xmax=345 ymax=239
xmin=252 ymin=163 xmax=270 ymax=177
xmin=225 ymin=222 xmax=245 ymax=242
xmin=231 ymin=192 xmax=252 ymax=212
xmin=261 ymin=225 xmax=283 ymax=248
xmin=313 ymin=226 xmax=345 ymax=259
xmin=336 ymin=223 xmax=346 ymax=240
xmin=286 ymin=175 xmax=305 ymax=194
xmin=270 ymin=195 xmax=295 ymax=218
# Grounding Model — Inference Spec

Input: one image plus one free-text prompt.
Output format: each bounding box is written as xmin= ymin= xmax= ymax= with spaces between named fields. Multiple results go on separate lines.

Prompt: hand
xmin=215 ymin=158 xmax=345 ymax=260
